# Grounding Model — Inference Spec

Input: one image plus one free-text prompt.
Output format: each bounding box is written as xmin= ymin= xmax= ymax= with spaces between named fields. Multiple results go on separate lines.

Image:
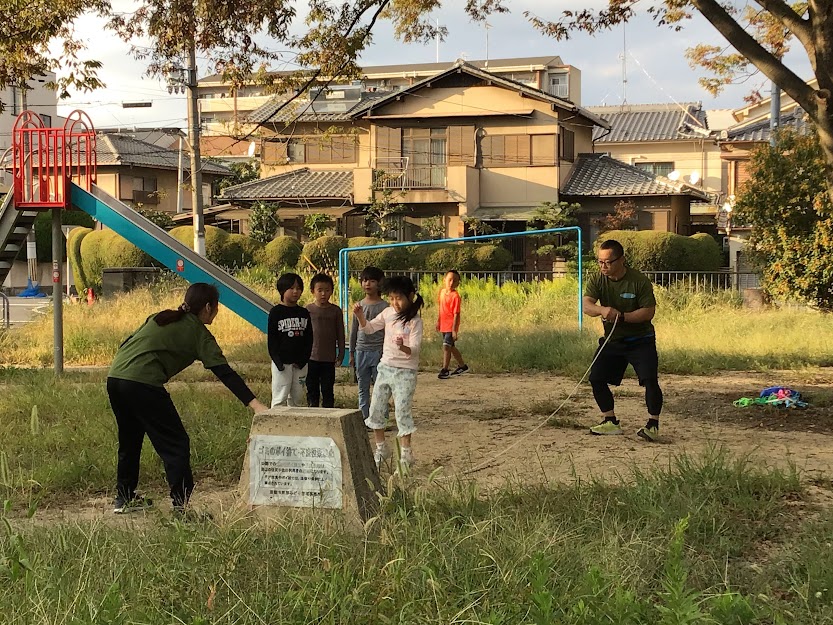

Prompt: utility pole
xmin=769 ymin=81 xmax=781 ymax=147
xmin=186 ymin=43 xmax=206 ymax=256
xmin=176 ymin=134 xmax=185 ymax=213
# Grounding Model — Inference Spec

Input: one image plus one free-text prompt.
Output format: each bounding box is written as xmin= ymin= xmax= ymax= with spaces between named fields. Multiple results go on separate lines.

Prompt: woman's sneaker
xmin=451 ymin=364 xmax=469 ymax=376
xmin=636 ymin=424 xmax=659 ymax=442
xmin=399 ymin=447 xmax=414 ymax=471
xmin=438 ymin=368 xmax=450 ymax=379
xmin=113 ymin=495 xmax=153 ymax=514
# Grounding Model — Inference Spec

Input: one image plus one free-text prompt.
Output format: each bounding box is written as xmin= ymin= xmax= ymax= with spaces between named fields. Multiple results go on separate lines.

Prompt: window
xmin=549 ymin=74 xmax=569 ymax=98
xmin=287 ymin=136 xmax=357 ymax=164
xmin=559 ymin=129 xmax=575 ymax=163
xmin=635 ymin=161 xmax=675 ymax=177
xmin=402 ymin=128 xmax=446 ymax=188
xmin=41 ymin=114 xmax=52 ymax=127
xmin=481 ymin=134 xmax=556 ymax=167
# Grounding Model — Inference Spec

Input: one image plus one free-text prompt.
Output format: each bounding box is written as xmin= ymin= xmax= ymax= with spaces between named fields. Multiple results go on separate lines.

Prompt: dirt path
xmin=17 ymin=370 xmax=833 ymax=525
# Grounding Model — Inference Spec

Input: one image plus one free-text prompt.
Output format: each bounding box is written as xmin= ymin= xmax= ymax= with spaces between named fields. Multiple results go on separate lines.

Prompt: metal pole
xmin=52 ymin=208 xmax=63 ymax=373
xmin=770 ymin=81 xmax=781 ymax=147
xmin=20 ymin=86 xmax=38 ymax=284
xmin=187 ymin=43 xmax=206 ymax=256
xmin=176 ymin=135 xmax=184 ymax=214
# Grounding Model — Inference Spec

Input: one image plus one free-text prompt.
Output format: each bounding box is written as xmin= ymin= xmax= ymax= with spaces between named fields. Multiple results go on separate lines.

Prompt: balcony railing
xmin=373 ymin=166 xmax=447 ymax=190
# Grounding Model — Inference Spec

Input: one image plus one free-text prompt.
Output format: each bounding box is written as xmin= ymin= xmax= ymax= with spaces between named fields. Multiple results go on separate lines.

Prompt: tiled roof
xmin=219 ymin=168 xmax=353 ymax=200
xmin=247 ymin=92 xmax=388 ymax=124
xmin=562 ymin=153 xmax=710 ymax=199
xmin=588 ymin=103 xmax=710 ymax=142
xmin=97 ymin=133 xmax=230 ymax=175
xmin=725 ymin=108 xmax=810 ymax=142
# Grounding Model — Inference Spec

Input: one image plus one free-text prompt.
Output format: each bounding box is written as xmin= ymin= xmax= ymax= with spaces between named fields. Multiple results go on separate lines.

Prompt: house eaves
xmin=352 ymin=61 xmax=610 ymax=129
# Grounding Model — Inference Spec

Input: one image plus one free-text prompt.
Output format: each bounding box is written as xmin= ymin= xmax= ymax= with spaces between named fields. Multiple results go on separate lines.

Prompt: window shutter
xmin=531 ymin=134 xmax=556 ymax=166
xmin=262 ymin=139 xmax=288 ymax=164
xmin=375 ymin=126 xmax=402 ymax=164
xmin=448 ymin=125 xmax=475 ymax=165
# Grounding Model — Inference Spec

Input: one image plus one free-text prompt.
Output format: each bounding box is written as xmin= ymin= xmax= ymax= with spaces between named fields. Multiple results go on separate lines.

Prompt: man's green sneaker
xmin=636 ymin=425 xmax=659 ymax=442
xmin=590 ymin=419 xmax=623 ymax=436
xmin=113 ymin=495 xmax=153 ymax=514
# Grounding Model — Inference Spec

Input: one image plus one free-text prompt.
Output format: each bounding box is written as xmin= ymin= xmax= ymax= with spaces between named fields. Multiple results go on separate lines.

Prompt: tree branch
xmin=755 ymin=0 xmax=813 ymax=51
xmin=690 ymin=0 xmax=815 ymax=111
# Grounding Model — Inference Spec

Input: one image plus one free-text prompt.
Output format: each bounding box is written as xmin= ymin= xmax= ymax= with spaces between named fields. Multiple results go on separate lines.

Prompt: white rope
xmin=461 ymin=315 xmax=619 ymax=476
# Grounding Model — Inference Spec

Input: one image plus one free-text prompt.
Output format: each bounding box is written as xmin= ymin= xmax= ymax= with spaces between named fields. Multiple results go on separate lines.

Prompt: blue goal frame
xmin=337 ymin=227 xmax=584 ymax=341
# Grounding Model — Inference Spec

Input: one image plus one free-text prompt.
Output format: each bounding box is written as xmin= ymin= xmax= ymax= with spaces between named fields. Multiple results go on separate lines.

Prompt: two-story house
xmin=197 ymin=56 xmax=582 ymax=161
xmin=219 ymin=61 xmax=710 ymax=268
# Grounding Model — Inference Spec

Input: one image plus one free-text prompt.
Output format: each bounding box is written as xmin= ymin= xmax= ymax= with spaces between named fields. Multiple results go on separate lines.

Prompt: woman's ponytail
xmin=155 ymin=283 xmax=219 ymax=326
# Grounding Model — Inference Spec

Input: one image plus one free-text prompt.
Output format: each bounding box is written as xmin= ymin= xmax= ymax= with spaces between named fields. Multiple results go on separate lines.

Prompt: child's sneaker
xmin=589 ymin=419 xmax=623 ymax=436
xmin=373 ymin=443 xmax=392 ymax=469
xmin=437 ymin=368 xmax=450 ymax=379
xmin=399 ymin=447 xmax=414 ymax=471
xmin=451 ymin=364 xmax=469 ymax=376
xmin=113 ymin=494 xmax=153 ymax=514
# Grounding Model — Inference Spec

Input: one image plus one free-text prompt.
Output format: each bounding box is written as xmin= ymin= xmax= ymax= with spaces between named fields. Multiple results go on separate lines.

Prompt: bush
xmin=169 ymin=225 xmax=229 ymax=265
xmin=67 ymin=227 xmax=93 ymax=293
xmin=79 ymin=230 xmax=151 ymax=291
xmin=299 ymin=235 xmax=347 ymax=272
xmin=474 ymin=244 xmax=513 ymax=270
xmin=597 ymin=230 xmax=722 ymax=271
xmin=345 ymin=236 xmax=410 ymax=270
xmin=423 ymin=243 xmax=510 ymax=271
xmin=221 ymin=234 xmax=262 ymax=270
xmin=33 ymin=211 xmax=95 ymax=261
xmin=260 ymin=236 xmax=303 ymax=273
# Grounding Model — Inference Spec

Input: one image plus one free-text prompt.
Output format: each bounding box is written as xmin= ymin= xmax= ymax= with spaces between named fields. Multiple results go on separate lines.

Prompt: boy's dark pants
xmin=107 ymin=377 xmax=194 ymax=507
xmin=306 ymin=360 xmax=336 ymax=408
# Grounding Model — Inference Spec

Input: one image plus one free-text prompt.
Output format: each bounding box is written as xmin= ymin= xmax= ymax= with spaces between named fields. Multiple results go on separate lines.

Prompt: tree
xmin=304 ymin=213 xmax=330 ymax=240
xmin=418 ymin=216 xmax=448 ymax=240
xmin=217 ymin=160 xmax=260 ymax=193
xmin=528 ymin=201 xmax=581 ymax=259
xmin=594 ymin=199 xmax=637 ymax=233
xmin=366 ymin=178 xmax=408 ymax=240
xmin=734 ymin=129 xmax=833 ymax=308
xmin=525 ymin=1 xmax=833 ymax=206
xmin=248 ymin=201 xmax=281 ymax=243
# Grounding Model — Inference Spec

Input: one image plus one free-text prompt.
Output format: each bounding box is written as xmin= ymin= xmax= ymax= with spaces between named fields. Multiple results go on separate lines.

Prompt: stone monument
xmin=238 ymin=407 xmax=381 ymax=527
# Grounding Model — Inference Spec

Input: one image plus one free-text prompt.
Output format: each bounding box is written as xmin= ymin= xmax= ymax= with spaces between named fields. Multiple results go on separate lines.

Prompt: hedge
xmin=32 ymin=210 xmax=95 ymax=262
xmin=222 ymin=234 xmax=263 ymax=270
xmin=260 ymin=236 xmax=303 ymax=273
xmin=299 ymin=235 xmax=348 ymax=272
xmin=67 ymin=227 xmax=93 ymax=293
xmin=79 ymin=230 xmax=152 ymax=291
xmin=169 ymin=225 xmax=230 ymax=266
xmin=345 ymin=236 xmax=410 ymax=270
xmin=597 ymin=230 xmax=722 ymax=271
xmin=423 ymin=243 xmax=512 ymax=272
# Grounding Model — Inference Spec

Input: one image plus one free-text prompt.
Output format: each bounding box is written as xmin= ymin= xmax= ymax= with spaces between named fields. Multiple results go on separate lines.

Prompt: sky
xmin=56 ymin=1 xmax=814 ymax=130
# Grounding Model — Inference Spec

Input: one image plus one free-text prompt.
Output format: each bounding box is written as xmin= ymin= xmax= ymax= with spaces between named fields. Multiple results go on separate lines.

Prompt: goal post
xmin=337 ymin=226 xmax=585 ymax=349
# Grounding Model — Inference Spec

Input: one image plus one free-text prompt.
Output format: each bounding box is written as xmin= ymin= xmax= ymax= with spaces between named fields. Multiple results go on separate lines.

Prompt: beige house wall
xmin=98 ymin=167 xmax=217 ymax=214
xmin=599 ymin=140 xmax=725 ymax=195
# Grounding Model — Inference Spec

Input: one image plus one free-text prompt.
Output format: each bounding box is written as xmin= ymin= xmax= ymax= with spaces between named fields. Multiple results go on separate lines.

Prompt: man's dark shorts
xmin=589 ymin=335 xmax=659 ymax=386
xmin=442 ymin=332 xmax=455 ymax=347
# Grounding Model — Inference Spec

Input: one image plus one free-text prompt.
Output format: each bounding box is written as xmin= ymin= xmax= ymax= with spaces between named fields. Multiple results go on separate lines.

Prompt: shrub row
xmin=598 ymin=230 xmax=722 ymax=272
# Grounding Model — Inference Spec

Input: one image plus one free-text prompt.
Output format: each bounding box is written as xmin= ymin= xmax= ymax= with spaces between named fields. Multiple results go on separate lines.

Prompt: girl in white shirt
xmin=353 ymin=276 xmax=424 ymax=470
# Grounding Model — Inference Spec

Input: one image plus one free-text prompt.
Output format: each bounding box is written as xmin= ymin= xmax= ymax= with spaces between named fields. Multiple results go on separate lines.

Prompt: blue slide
xmin=70 ymin=182 xmax=272 ymax=332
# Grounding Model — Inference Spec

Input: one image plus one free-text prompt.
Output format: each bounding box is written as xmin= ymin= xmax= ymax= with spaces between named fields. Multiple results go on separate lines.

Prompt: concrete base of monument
xmin=237 ymin=407 xmax=381 ymax=530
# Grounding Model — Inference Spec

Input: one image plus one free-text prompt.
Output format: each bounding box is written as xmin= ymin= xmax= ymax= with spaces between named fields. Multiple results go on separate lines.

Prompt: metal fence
xmin=347 ymin=269 xmax=761 ymax=292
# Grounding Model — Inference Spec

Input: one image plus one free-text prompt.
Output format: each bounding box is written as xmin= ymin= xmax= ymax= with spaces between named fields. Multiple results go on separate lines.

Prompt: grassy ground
xmin=1 ymin=451 xmax=832 ymax=624
xmin=1 ymin=277 xmax=833 ymax=376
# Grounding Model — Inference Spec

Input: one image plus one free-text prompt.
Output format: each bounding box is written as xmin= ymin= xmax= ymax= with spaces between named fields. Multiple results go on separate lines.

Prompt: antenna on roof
xmin=619 ymin=24 xmax=628 ymax=105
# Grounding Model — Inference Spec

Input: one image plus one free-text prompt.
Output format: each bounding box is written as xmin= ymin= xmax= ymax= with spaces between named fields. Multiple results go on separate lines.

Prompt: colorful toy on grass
xmin=733 ymin=386 xmax=808 ymax=409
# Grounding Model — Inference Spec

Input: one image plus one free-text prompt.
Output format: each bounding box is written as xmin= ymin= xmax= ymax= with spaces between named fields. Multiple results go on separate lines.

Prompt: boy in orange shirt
xmin=437 ymin=269 xmax=469 ymax=379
